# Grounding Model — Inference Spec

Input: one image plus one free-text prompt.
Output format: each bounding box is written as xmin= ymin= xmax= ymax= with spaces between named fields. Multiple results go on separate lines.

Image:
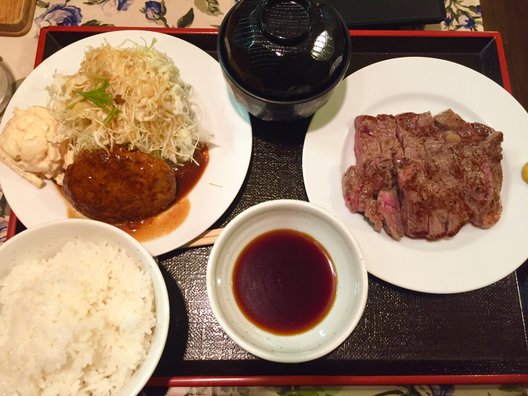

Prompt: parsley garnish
xmin=73 ymin=79 xmax=119 ymax=124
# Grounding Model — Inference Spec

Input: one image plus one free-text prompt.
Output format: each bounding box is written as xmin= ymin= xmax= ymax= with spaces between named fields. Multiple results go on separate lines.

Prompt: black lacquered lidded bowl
xmin=218 ymin=0 xmax=351 ymax=121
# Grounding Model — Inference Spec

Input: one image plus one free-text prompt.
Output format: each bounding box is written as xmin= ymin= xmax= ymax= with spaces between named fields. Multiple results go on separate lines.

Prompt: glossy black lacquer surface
xmin=32 ymin=29 xmax=528 ymax=379
xmin=327 ymin=0 xmax=446 ymax=28
xmin=217 ymin=0 xmax=350 ymax=120
xmin=219 ymin=0 xmax=350 ymax=100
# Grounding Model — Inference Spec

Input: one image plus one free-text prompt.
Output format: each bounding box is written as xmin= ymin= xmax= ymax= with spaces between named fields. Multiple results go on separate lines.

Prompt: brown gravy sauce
xmin=62 ymin=146 xmax=209 ymax=242
xmin=116 ymin=199 xmax=190 ymax=241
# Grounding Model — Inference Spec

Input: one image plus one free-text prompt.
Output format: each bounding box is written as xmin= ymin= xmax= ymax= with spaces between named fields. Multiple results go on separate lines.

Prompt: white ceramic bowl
xmin=0 ymin=219 xmax=169 ymax=396
xmin=207 ymin=199 xmax=368 ymax=363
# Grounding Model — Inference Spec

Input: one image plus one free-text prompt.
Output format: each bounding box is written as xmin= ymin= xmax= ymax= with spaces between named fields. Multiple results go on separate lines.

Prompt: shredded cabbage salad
xmin=48 ymin=39 xmax=208 ymax=166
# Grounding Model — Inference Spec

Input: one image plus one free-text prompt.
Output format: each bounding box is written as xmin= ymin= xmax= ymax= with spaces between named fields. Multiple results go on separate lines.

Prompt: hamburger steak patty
xmin=342 ymin=109 xmax=503 ymax=241
xmin=63 ymin=146 xmax=177 ymax=223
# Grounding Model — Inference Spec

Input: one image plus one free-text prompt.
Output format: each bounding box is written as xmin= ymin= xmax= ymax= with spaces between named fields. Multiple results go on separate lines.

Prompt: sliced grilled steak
xmin=434 ymin=109 xmax=504 ymax=228
xmin=342 ymin=109 xmax=503 ymax=241
xmin=354 ymin=114 xmax=403 ymax=163
xmin=377 ymin=188 xmax=404 ymax=240
xmin=343 ymin=114 xmax=403 ymax=227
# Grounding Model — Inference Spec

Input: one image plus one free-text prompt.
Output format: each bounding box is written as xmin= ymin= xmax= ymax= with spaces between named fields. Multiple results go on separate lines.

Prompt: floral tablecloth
xmin=0 ymin=0 xmax=484 ymax=82
xmin=2 ymin=1 xmax=526 ymax=396
xmin=31 ymin=0 xmax=483 ymax=31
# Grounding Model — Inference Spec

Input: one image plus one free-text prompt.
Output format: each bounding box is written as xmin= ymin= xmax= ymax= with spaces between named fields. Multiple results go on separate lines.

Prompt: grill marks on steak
xmin=342 ymin=114 xmax=403 ymax=234
xmin=395 ymin=111 xmax=473 ymax=239
xmin=434 ymin=111 xmax=504 ymax=228
xmin=342 ymin=109 xmax=503 ymax=240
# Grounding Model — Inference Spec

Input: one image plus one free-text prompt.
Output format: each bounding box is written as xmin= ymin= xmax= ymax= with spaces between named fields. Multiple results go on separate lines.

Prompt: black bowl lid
xmin=218 ymin=0 xmax=351 ymax=102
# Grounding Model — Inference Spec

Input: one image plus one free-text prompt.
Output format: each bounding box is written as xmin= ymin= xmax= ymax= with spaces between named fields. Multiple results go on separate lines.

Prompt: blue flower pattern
xmin=35 ymin=3 xmax=82 ymax=27
xmin=80 ymin=0 xmax=131 ymax=11
xmin=117 ymin=0 xmax=130 ymax=11
xmin=463 ymin=16 xmax=476 ymax=29
xmin=443 ymin=0 xmax=482 ymax=30
xmin=32 ymin=0 xmax=482 ymax=33
xmin=143 ymin=1 xmax=164 ymax=18
xmin=142 ymin=0 xmax=169 ymax=27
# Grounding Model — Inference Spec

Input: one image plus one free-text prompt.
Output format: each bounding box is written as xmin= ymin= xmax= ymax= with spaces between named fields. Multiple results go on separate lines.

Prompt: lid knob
xmin=260 ymin=0 xmax=312 ymax=44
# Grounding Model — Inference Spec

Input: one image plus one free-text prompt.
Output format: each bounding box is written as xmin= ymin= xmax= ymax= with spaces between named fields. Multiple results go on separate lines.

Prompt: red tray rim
xmin=9 ymin=26 xmax=525 ymax=386
xmin=148 ymin=374 xmax=528 ymax=387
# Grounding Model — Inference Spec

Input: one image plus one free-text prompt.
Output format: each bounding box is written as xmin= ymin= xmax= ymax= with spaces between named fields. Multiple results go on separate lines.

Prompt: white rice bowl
xmin=0 ymin=219 xmax=169 ymax=395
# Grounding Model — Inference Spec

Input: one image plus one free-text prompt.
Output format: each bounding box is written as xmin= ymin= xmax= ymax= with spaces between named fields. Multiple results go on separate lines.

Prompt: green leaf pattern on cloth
xmin=194 ymin=0 xmax=223 ymax=16
xmin=177 ymin=7 xmax=195 ymax=28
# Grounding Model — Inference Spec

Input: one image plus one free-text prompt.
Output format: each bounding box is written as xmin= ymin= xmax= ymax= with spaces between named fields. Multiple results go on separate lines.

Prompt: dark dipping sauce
xmin=233 ymin=229 xmax=337 ymax=335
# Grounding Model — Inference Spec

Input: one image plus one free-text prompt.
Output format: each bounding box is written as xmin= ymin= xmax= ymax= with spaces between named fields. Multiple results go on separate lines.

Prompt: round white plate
xmin=0 ymin=30 xmax=252 ymax=257
xmin=303 ymin=56 xmax=528 ymax=294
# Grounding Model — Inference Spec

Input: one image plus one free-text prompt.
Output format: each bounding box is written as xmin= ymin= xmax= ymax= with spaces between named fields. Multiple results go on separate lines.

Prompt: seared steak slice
xmin=434 ymin=109 xmax=503 ymax=228
xmin=395 ymin=112 xmax=475 ymax=239
xmin=397 ymin=154 xmax=470 ymax=240
xmin=342 ymin=109 xmax=503 ymax=241
xmin=396 ymin=112 xmax=444 ymax=159
xmin=451 ymin=129 xmax=503 ymax=228
xmin=344 ymin=114 xmax=403 ymax=231
xmin=396 ymin=159 xmax=431 ymax=238
xmin=342 ymin=158 xmax=393 ymax=213
xmin=434 ymin=108 xmax=491 ymax=143
xmin=377 ymin=188 xmax=404 ymax=240
xmin=354 ymin=114 xmax=403 ymax=163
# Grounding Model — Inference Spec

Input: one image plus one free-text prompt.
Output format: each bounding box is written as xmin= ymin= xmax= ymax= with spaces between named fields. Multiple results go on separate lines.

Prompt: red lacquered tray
xmin=8 ymin=27 xmax=528 ymax=388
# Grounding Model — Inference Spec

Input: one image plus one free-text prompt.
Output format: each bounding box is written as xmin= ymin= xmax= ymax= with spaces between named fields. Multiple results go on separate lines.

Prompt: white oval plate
xmin=0 ymin=30 xmax=252 ymax=256
xmin=303 ymin=56 xmax=528 ymax=294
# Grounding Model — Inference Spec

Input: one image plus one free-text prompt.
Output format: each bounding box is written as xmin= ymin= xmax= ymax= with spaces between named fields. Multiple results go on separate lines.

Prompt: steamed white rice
xmin=0 ymin=240 xmax=156 ymax=395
